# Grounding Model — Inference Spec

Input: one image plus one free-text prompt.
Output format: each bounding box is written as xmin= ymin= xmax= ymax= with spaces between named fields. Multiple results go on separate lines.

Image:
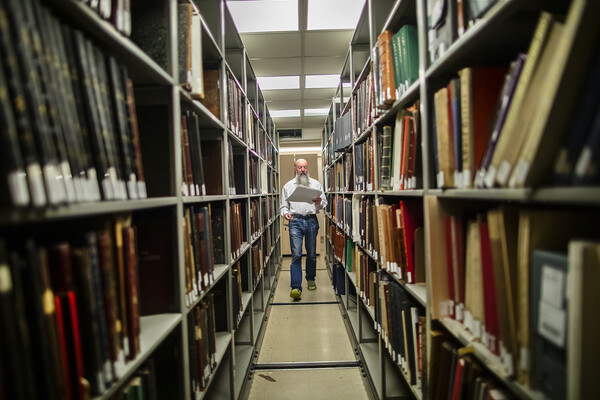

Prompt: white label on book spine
xmin=411 ymin=176 xmax=416 ymax=189
xmin=73 ymin=177 xmax=85 ymax=202
xmin=60 ymin=161 xmax=76 ymax=203
xmin=0 ymin=265 xmax=13 ymax=292
xmin=8 ymin=170 xmax=29 ymax=206
xmin=138 ymin=181 xmax=147 ymax=198
xmin=27 ymin=164 xmax=46 ymax=206
xmin=437 ymin=171 xmax=444 ymax=188
xmin=102 ymin=178 xmax=114 ymax=200
xmin=496 ymin=160 xmax=511 ymax=186
xmin=520 ymin=347 xmax=528 ymax=371
xmin=202 ymin=184 xmax=206 ymax=196
xmin=204 ymin=273 xmax=209 ymax=287
xmin=44 ymin=164 xmax=64 ymax=205
xmin=464 ymin=310 xmax=473 ymax=332
xmin=455 ymin=304 xmax=464 ymax=322
xmin=103 ymin=360 xmax=113 ymax=383
xmin=473 ymin=319 xmax=481 ymax=339
xmin=538 ymin=301 xmax=566 ymax=348
xmin=128 ymin=175 xmax=138 ymax=199
xmin=87 ymin=168 xmax=100 ymax=201
xmin=183 ymin=183 xmax=189 ymax=197
xmin=462 ymin=169 xmax=472 ymax=188
xmin=541 ymin=265 xmax=566 ymax=307
xmin=454 ymin=171 xmax=461 ymax=189
xmin=510 ymin=159 xmax=528 ymax=188
xmin=193 ymin=281 xmax=198 ymax=295
xmin=483 ymin=165 xmax=496 ymax=188
xmin=575 ymin=147 xmax=593 ymax=177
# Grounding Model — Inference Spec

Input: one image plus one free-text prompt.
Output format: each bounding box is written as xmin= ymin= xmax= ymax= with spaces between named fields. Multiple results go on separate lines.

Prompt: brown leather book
xmin=201 ymin=69 xmax=221 ymax=119
xmin=123 ymin=226 xmax=141 ymax=359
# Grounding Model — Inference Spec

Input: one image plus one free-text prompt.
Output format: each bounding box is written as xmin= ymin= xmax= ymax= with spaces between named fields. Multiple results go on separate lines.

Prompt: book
xmin=484 ymin=12 xmax=554 ymax=188
xmin=376 ymin=30 xmax=396 ymax=107
xmin=459 ymin=67 xmax=507 ymax=188
xmin=567 ymin=240 xmax=600 ymax=399
xmin=510 ymin=0 xmax=600 ymax=188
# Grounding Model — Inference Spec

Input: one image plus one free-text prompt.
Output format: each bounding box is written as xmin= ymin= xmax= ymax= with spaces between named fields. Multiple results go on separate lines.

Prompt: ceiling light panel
xmin=270 ymin=109 xmax=301 ymax=118
xmin=307 ymin=0 xmax=365 ymax=30
xmin=305 ymin=74 xmax=340 ymax=89
xmin=304 ymin=108 xmax=330 ymax=116
xmin=257 ymin=75 xmax=300 ymax=90
xmin=227 ymin=0 xmax=299 ymax=33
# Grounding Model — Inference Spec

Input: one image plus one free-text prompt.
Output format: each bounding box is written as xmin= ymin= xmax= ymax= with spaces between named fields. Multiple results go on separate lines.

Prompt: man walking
xmin=280 ymin=159 xmax=327 ymax=300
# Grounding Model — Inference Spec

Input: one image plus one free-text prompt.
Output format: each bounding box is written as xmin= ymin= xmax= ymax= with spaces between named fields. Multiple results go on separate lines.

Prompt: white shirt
xmin=280 ymin=176 xmax=327 ymax=217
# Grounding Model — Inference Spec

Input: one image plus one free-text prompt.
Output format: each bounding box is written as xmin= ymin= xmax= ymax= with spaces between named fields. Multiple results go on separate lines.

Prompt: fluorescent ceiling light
xmin=334 ymin=97 xmax=351 ymax=103
xmin=257 ymin=76 xmax=300 ymax=90
xmin=307 ymin=0 xmax=365 ymax=30
xmin=227 ymin=0 xmax=298 ymax=33
xmin=270 ymin=109 xmax=301 ymax=118
xmin=304 ymin=108 xmax=330 ymax=116
xmin=280 ymin=146 xmax=322 ymax=153
xmin=305 ymin=74 xmax=340 ymax=89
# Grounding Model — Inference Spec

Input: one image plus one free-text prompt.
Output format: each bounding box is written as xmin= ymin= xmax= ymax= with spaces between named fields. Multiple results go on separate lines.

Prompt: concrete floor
xmin=245 ymin=255 xmax=372 ymax=400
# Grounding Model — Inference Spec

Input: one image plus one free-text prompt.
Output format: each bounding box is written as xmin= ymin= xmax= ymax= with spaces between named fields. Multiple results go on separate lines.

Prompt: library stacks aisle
xmin=3 ymin=0 xmax=600 ymax=400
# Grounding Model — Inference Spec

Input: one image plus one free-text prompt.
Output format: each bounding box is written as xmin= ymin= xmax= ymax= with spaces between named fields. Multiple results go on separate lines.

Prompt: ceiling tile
xmin=303 ymin=56 xmax=347 ymax=75
xmin=302 ymin=88 xmax=337 ymax=100
xmin=302 ymin=99 xmax=332 ymax=109
xmin=268 ymin=100 xmax=303 ymax=110
xmin=304 ymin=31 xmax=353 ymax=57
xmin=241 ymin=32 xmax=301 ymax=58
xmin=250 ymin=57 xmax=302 ymax=76
xmin=263 ymin=90 xmax=303 ymax=102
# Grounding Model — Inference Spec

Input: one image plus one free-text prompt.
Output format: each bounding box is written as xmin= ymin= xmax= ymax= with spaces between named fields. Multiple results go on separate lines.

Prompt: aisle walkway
xmin=245 ymin=255 xmax=373 ymax=400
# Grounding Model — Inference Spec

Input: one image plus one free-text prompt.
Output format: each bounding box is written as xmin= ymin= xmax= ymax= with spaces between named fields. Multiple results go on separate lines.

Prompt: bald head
xmin=294 ymin=158 xmax=310 ymax=186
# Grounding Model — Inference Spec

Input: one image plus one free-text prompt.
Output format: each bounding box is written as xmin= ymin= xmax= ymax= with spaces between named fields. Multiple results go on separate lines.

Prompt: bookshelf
xmin=324 ymin=0 xmax=600 ymax=399
xmin=0 ymin=1 xmax=280 ymax=400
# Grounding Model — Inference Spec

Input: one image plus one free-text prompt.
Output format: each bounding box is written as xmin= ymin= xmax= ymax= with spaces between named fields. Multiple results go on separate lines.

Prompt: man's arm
xmin=280 ymin=183 xmax=293 ymax=220
xmin=313 ymin=182 xmax=327 ymax=210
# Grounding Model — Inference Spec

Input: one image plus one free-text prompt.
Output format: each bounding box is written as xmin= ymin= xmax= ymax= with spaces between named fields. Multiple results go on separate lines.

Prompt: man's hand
xmin=313 ymin=197 xmax=322 ymax=205
xmin=285 ymin=213 xmax=293 ymax=220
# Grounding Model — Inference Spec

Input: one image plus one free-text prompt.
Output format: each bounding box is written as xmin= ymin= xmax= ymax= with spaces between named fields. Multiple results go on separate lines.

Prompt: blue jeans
xmin=289 ymin=215 xmax=319 ymax=291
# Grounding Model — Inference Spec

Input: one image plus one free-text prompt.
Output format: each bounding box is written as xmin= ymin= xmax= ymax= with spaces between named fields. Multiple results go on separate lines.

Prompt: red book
xmin=67 ymin=291 xmax=87 ymax=400
xmin=451 ymin=357 xmax=466 ymax=400
xmin=479 ymin=220 xmax=499 ymax=355
xmin=400 ymin=200 xmax=420 ymax=284
xmin=54 ymin=296 xmax=73 ymax=400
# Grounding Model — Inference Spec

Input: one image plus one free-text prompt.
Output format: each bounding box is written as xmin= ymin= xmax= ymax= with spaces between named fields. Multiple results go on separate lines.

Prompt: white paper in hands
xmin=286 ymin=185 xmax=322 ymax=203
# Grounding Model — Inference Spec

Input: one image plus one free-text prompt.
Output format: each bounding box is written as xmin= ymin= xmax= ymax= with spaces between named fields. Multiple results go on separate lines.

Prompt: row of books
xmin=331 ymin=262 xmax=346 ymax=296
xmin=333 ymin=111 xmax=353 ymax=152
xmin=350 ymin=195 xmax=377 ymax=257
xmin=374 ymin=25 xmax=419 ymax=109
xmin=431 ymin=66 xmax=506 ymax=189
xmin=0 ymin=0 xmax=147 ymax=208
xmin=251 ymin=242 xmax=263 ymax=289
xmin=250 ymin=198 xmax=261 ymax=241
xmin=230 ymin=201 xmax=246 ymax=260
xmin=187 ymin=294 xmax=221 ymax=393
xmin=432 ymin=5 xmax=600 ymax=189
xmin=372 ymin=200 xmax=425 ymax=285
xmin=0 ymin=221 xmax=142 ymax=399
xmin=329 ymin=222 xmax=346 ymax=264
xmin=378 ymin=275 xmax=425 ymax=388
xmin=329 ymin=195 xmax=352 ymax=236
xmin=226 ymin=71 xmax=244 ymax=141
xmin=426 ymin=197 xmax=600 ymax=393
xmin=326 ymin=152 xmax=353 ymax=192
xmin=378 ymin=104 xmax=421 ymax=191
xmin=354 ymin=131 xmax=375 ymax=191
xmin=350 ymin=70 xmax=376 ymax=140
xmin=427 ymin=0 xmax=499 ymax=64
xmin=429 ymin=331 xmax=513 ymax=400
xmin=83 ymin=0 xmax=132 ymax=37
xmin=182 ymin=205 xmax=225 ymax=307
xmin=352 ymin=246 xmax=378 ymax=308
